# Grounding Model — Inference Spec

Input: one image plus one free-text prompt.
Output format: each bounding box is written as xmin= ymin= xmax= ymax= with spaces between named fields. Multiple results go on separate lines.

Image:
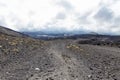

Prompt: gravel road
xmin=0 ymin=39 xmax=120 ymax=80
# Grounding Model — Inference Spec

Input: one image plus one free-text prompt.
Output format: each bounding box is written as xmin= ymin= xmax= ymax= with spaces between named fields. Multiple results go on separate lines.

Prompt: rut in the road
xmin=42 ymin=42 xmax=91 ymax=80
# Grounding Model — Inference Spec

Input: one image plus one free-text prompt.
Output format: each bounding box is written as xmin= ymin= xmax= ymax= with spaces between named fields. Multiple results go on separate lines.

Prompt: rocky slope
xmin=0 ymin=26 xmax=28 ymax=37
xmin=0 ymin=26 xmax=120 ymax=80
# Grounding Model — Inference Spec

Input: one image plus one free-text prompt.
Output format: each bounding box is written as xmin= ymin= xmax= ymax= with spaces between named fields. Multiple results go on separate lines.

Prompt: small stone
xmin=6 ymin=72 xmax=9 ymax=74
xmin=35 ymin=68 xmax=40 ymax=71
xmin=88 ymin=75 xmax=92 ymax=78
xmin=0 ymin=45 xmax=2 ymax=48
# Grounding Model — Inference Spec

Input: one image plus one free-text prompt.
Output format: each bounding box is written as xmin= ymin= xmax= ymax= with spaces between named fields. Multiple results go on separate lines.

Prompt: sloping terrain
xmin=0 ymin=26 xmax=28 ymax=37
xmin=0 ymin=26 xmax=120 ymax=80
xmin=77 ymin=38 xmax=120 ymax=48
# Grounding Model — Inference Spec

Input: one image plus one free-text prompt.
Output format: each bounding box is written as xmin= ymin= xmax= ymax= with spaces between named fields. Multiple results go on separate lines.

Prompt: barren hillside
xmin=0 ymin=26 xmax=120 ymax=80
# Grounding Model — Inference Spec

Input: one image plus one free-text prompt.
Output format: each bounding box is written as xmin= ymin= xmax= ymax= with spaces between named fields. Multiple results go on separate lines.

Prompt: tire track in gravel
xmin=44 ymin=41 xmax=91 ymax=80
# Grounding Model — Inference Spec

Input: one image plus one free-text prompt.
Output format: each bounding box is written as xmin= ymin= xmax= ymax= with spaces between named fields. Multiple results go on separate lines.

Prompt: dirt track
xmin=0 ymin=39 xmax=120 ymax=80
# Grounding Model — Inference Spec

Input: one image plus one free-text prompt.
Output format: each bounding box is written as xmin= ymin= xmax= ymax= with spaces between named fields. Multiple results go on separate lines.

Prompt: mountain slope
xmin=0 ymin=26 xmax=28 ymax=37
xmin=0 ymin=26 xmax=120 ymax=80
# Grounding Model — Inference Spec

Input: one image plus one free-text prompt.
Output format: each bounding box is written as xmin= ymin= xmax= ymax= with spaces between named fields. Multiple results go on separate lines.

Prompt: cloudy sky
xmin=0 ymin=0 xmax=120 ymax=35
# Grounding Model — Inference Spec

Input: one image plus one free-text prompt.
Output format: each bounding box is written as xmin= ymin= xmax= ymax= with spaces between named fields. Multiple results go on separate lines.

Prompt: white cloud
xmin=110 ymin=0 xmax=120 ymax=16
xmin=68 ymin=0 xmax=101 ymax=14
xmin=0 ymin=0 xmax=120 ymax=34
xmin=0 ymin=0 xmax=61 ymax=30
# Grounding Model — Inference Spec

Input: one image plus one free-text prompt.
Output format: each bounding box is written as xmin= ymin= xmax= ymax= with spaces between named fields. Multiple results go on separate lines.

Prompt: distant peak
xmin=89 ymin=32 xmax=99 ymax=35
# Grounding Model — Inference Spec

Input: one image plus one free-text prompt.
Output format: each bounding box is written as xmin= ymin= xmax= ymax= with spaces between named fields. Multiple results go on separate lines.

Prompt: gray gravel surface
xmin=0 ymin=39 xmax=120 ymax=80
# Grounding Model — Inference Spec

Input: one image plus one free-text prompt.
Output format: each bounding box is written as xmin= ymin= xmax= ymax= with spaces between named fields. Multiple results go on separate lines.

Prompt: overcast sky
xmin=0 ymin=0 xmax=120 ymax=35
